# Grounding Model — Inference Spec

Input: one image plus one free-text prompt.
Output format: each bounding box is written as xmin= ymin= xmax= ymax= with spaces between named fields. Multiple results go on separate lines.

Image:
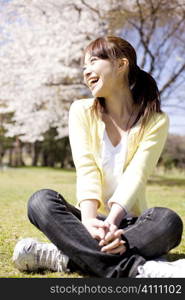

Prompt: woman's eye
xmin=82 ymin=57 xmax=98 ymax=72
xmin=90 ymin=57 xmax=97 ymax=63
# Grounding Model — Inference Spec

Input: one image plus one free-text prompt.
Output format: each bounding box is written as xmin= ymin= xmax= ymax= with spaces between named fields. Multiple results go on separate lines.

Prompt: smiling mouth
xmin=88 ymin=77 xmax=99 ymax=88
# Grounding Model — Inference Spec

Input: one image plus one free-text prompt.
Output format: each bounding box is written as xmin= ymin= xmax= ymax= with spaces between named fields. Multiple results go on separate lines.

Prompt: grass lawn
xmin=0 ymin=167 xmax=185 ymax=278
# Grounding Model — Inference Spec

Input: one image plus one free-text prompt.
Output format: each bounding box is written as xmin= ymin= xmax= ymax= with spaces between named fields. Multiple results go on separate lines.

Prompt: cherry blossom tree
xmin=0 ymin=0 xmax=108 ymax=142
xmin=0 ymin=0 xmax=184 ymax=166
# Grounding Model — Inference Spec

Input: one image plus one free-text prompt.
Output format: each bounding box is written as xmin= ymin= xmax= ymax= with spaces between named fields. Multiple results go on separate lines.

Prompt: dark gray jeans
xmin=27 ymin=189 xmax=183 ymax=277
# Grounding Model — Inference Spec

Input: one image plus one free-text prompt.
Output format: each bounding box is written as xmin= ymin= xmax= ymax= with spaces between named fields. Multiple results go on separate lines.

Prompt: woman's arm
xmin=68 ymin=100 xmax=102 ymax=208
xmin=69 ymin=100 xmax=108 ymax=239
xmin=108 ymin=113 xmax=169 ymax=212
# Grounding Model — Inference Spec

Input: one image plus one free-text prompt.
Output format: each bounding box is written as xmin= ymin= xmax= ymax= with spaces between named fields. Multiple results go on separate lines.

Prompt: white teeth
xmin=88 ymin=78 xmax=99 ymax=87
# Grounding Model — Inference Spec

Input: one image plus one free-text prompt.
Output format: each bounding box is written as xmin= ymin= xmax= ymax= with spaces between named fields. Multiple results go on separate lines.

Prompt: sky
xmin=163 ymin=101 xmax=185 ymax=136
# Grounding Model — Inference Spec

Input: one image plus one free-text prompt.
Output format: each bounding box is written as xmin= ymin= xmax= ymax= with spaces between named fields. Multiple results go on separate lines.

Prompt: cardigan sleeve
xmin=108 ymin=113 xmax=169 ymax=212
xmin=68 ymin=100 xmax=102 ymax=208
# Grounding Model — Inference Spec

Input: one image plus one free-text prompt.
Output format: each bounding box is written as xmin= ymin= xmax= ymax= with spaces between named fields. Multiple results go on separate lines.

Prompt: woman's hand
xmin=81 ymin=199 xmax=109 ymax=240
xmin=82 ymin=218 xmax=109 ymax=240
xmin=99 ymin=222 xmax=126 ymax=255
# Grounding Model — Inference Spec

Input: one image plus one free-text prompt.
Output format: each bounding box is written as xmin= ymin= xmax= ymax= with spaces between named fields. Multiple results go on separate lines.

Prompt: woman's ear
xmin=118 ymin=58 xmax=129 ymax=71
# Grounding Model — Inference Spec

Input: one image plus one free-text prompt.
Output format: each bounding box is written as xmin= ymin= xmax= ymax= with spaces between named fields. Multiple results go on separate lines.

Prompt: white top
xmin=101 ymin=130 xmax=128 ymax=211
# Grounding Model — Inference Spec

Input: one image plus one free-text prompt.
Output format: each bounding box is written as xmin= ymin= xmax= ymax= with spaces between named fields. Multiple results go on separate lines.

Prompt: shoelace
xmin=57 ymin=254 xmax=69 ymax=272
xmin=25 ymin=241 xmax=67 ymax=272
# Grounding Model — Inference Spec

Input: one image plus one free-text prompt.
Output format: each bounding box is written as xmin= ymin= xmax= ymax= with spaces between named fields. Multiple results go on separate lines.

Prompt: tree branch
xmin=154 ymin=11 xmax=185 ymax=59
xmin=130 ymin=0 xmax=157 ymax=70
xmin=80 ymin=0 xmax=101 ymax=16
xmin=160 ymin=63 xmax=185 ymax=95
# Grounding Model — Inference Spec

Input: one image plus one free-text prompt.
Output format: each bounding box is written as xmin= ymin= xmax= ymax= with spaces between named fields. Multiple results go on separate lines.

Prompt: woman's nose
xmin=83 ymin=67 xmax=92 ymax=83
xmin=84 ymin=67 xmax=91 ymax=78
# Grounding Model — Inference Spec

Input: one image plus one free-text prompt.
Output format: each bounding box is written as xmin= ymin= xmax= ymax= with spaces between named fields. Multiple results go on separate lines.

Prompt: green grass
xmin=0 ymin=167 xmax=185 ymax=278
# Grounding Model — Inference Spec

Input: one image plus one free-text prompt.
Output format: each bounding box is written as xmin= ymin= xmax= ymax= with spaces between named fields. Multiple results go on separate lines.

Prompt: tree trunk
xmin=11 ymin=137 xmax=25 ymax=166
xmin=41 ymin=151 xmax=48 ymax=166
xmin=8 ymin=148 xmax=13 ymax=167
xmin=31 ymin=142 xmax=41 ymax=166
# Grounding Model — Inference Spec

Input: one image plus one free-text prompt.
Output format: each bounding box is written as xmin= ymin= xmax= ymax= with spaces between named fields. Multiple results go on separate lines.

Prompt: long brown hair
xmin=84 ymin=36 xmax=162 ymax=130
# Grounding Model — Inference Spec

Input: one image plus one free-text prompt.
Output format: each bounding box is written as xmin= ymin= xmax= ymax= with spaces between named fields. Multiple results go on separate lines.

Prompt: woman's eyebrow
xmin=82 ymin=57 xmax=92 ymax=69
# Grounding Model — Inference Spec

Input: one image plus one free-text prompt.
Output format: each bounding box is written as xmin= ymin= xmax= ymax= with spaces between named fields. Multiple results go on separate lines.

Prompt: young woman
xmin=13 ymin=36 xmax=184 ymax=278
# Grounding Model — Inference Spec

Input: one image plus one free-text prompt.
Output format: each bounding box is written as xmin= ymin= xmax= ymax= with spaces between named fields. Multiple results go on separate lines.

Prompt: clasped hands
xmin=82 ymin=218 xmax=126 ymax=255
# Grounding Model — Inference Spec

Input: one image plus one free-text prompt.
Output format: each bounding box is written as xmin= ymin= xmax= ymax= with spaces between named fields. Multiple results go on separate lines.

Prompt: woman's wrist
xmin=80 ymin=199 xmax=99 ymax=223
xmin=106 ymin=203 xmax=126 ymax=227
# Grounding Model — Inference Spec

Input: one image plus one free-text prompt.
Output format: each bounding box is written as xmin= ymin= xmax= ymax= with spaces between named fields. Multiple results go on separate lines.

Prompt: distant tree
xmin=159 ymin=134 xmax=185 ymax=169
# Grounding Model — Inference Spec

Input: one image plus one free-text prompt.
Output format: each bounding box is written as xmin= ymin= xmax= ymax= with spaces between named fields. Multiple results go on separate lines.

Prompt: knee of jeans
xmin=163 ymin=207 xmax=183 ymax=248
xmin=136 ymin=207 xmax=183 ymax=258
xmin=27 ymin=189 xmax=55 ymax=218
xmin=152 ymin=207 xmax=183 ymax=250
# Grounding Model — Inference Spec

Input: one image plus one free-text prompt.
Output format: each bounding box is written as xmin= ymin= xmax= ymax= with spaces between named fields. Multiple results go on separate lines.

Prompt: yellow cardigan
xmin=68 ymin=98 xmax=169 ymax=216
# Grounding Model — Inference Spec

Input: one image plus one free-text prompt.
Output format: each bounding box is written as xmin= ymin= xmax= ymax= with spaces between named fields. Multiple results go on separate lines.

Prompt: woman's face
xmin=83 ymin=52 xmax=121 ymax=98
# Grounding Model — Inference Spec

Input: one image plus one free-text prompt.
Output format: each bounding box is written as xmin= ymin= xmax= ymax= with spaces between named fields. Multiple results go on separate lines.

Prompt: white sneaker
xmin=12 ymin=238 xmax=69 ymax=273
xmin=136 ymin=259 xmax=185 ymax=278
